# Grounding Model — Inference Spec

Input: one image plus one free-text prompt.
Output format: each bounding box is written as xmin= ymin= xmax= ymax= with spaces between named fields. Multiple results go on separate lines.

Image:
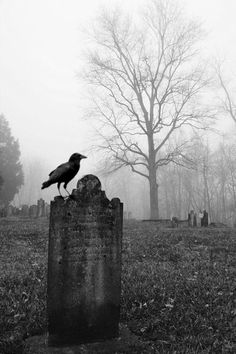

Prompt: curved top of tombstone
xmin=52 ymin=175 xmax=121 ymax=210
xmin=68 ymin=174 xmax=108 ymax=205
xmin=76 ymin=174 xmax=101 ymax=193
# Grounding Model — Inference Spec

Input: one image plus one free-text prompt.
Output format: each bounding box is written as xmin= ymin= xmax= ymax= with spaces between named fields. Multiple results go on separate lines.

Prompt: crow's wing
xmin=48 ymin=162 xmax=71 ymax=182
xmin=49 ymin=163 xmax=65 ymax=176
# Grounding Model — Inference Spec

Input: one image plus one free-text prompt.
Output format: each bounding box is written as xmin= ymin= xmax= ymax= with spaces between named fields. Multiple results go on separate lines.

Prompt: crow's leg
xmin=57 ymin=182 xmax=63 ymax=197
xmin=64 ymin=183 xmax=70 ymax=196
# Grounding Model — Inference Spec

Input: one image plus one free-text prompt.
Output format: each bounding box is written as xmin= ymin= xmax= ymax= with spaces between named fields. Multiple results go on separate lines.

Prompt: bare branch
xmin=216 ymin=65 xmax=236 ymax=123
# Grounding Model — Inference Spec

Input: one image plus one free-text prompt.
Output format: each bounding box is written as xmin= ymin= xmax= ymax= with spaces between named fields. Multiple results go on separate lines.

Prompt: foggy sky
xmin=1 ymin=0 xmax=236 ymax=202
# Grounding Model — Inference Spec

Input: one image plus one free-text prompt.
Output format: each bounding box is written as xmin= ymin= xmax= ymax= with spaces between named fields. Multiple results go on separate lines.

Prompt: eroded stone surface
xmin=47 ymin=175 xmax=123 ymax=346
xmin=76 ymin=174 xmax=102 ymax=194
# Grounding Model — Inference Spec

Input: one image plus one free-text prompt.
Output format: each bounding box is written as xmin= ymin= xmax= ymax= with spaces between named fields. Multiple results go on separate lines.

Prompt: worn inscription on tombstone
xmin=47 ymin=174 xmax=123 ymax=346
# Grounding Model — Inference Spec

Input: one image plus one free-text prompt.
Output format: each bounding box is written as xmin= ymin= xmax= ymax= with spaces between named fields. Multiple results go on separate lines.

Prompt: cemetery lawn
xmin=0 ymin=218 xmax=235 ymax=354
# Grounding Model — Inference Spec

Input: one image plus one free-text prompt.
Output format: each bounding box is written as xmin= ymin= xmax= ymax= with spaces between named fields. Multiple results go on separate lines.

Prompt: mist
xmin=1 ymin=0 xmax=236 ymax=222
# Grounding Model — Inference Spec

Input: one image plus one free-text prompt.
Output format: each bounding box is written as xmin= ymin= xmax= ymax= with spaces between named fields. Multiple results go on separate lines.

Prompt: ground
xmin=0 ymin=218 xmax=236 ymax=353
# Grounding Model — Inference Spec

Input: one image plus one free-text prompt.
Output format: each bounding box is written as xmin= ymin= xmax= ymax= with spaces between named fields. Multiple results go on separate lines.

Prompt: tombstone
xmin=47 ymin=174 xmax=123 ymax=346
xmin=21 ymin=204 xmax=29 ymax=217
xmin=29 ymin=205 xmax=37 ymax=218
xmin=37 ymin=198 xmax=45 ymax=217
xmin=202 ymin=210 xmax=209 ymax=227
xmin=13 ymin=206 xmax=20 ymax=216
xmin=171 ymin=216 xmax=179 ymax=228
xmin=7 ymin=204 xmax=13 ymax=217
xmin=193 ymin=213 xmax=197 ymax=227
xmin=188 ymin=210 xmax=194 ymax=227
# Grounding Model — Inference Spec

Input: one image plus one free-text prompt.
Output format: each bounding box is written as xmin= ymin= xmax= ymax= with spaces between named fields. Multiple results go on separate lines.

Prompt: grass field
xmin=0 ymin=218 xmax=236 ymax=353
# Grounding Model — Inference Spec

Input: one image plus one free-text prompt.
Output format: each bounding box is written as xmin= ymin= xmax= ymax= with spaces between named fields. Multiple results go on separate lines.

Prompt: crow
xmin=41 ymin=153 xmax=87 ymax=197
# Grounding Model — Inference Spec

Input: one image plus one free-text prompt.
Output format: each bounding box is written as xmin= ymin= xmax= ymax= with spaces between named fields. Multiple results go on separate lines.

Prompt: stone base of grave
xmin=23 ymin=325 xmax=149 ymax=354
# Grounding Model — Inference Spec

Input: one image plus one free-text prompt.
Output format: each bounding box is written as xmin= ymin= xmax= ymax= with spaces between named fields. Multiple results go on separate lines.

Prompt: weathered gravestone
xmin=29 ymin=204 xmax=38 ymax=218
xmin=21 ymin=204 xmax=29 ymax=217
xmin=12 ymin=206 xmax=20 ymax=216
xmin=188 ymin=210 xmax=194 ymax=227
xmin=7 ymin=204 xmax=13 ymax=217
xmin=47 ymin=174 xmax=123 ymax=346
xmin=37 ymin=198 xmax=46 ymax=217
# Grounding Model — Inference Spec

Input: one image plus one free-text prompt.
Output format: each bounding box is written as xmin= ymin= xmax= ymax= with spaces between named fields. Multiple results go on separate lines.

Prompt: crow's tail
xmin=41 ymin=180 xmax=52 ymax=190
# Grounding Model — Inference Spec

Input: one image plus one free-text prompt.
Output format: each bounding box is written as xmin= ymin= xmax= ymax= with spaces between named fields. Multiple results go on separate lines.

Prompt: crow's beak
xmin=81 ymin=155 xmax=87 ymax=159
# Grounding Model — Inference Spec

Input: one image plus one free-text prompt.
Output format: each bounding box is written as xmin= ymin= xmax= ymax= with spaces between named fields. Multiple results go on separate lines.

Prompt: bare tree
xmin=216 ymin=63 xmax=236 ymax=124
xmin=84 ymin=0 xmax=211 ymax=219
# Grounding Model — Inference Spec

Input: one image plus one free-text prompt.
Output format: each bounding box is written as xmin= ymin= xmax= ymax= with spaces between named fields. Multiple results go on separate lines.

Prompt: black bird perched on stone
xmin=41 ymin=153 xmax=87 ymax=197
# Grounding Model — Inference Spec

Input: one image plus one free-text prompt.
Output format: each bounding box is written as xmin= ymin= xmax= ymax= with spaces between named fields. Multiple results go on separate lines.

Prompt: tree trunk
xmin=203 ymin=163 xmax=212 ymax=222
xmin=149 ymin=169 xmax=159 ymax=219
xmin=177 ymin=170 xmax=182 ymax=219
xmin=221 ymin=184 xmax=226 ymax=223
xmin=147 ymin=133 xmax=159 ymax=220
xmin=164 ymin=185 xmax=170 ymax=219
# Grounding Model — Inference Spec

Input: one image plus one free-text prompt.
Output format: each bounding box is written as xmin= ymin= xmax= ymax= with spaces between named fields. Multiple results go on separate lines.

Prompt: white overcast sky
xmin=0 ymin=0 xmax=236 ymax=169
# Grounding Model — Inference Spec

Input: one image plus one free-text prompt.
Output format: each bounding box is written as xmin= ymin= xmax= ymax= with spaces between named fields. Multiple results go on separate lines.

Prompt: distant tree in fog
xmin=84 ymin=0 xmax=212 ymax=219
xmin=17 ymin=157 xmax=46 ymax=205
xmin=0 ymin=114 xmax=24 ymax=206
xmin=15 ymin=156 xmax=54 ymax=206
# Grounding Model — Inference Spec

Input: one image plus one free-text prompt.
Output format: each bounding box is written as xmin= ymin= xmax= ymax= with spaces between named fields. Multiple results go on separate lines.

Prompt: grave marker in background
xmin=37 ymin=198 xmax=45 ymax=217
xmin=29 ymin=205 xmax=37 ymax=218
xmin=21 ymin=204 xmax=29 ymax=217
